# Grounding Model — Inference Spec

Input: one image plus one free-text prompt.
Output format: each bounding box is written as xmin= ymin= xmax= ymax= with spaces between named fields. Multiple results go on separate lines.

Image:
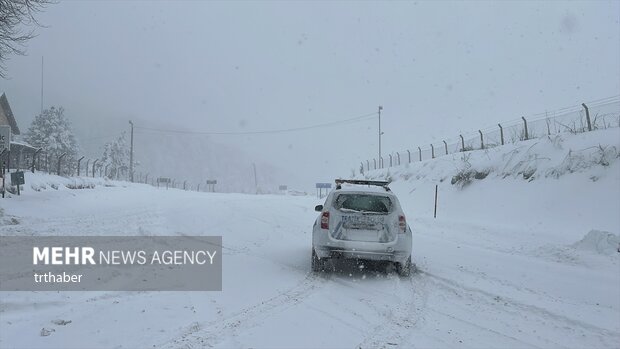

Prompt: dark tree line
xmin=0 ymin=0 xmax=51 ymax=78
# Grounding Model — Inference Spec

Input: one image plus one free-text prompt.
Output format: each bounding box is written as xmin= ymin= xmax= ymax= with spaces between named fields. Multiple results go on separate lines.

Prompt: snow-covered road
xmin=1 ymin=174 xmax=619 ymax=348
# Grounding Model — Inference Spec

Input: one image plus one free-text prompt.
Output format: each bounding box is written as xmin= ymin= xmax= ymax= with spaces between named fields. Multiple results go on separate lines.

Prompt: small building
xmin=0 ymin=93 xmax=38 ymax=170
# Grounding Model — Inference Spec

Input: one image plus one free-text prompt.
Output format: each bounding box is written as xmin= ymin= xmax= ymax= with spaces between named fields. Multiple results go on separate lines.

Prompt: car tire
xmin=397 ymin=256 xmax=412 ymax=277
xmin=311 ymin=248 xmax=322 ymax=272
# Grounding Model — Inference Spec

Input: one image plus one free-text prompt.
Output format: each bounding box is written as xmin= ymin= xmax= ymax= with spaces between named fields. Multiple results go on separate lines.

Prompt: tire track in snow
xmin=0 ymin=207 xmax=167 ymax=236
xmin=356 ymin=269 xmax=429 ymax=349
xmin=422 ymin=271 xmax=620 ymax=348
xmin=161 ymin=272 xmax=331 ymax=349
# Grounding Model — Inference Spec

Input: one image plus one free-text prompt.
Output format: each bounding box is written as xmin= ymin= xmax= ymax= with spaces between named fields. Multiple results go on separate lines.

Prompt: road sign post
xmin=315 ymin=183 xmax=332 ymax=198
xmin=206 ymin=180 xmax=217 ymax=192
xmin=157 ymin=177 xmax=171 ymax=189
xmin=0 ymin=126 xmax=10 ymax=155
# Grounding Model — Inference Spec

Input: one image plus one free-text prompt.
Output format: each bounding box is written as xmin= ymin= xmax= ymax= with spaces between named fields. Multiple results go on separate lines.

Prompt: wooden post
xmin=443 ymin=140 xmax=448 ymax=155
xmin=431 ymin=144 xmax=435 ymax=159
xmin=373 ymin=158 xmax=376 ymax=170
xmin=418 ymin=147 xmax=422 ymax=161
xmin=479 ymin=130 xmax=484 ymax=149
xmin=407 ymin=150 xmax=411 ymax=163
xmin=522 ymin=117 xmax=529 ymax=140
xmin=498 ymin=123 xmax=504 ymax=145
xmin=389 ymin=154 xmax=392 ymax=167
xmin=582 ymin=103 xmax=592 ymax=131
xmin=460 ymin=134 xmax=465 ymax=152
xmin=434 ymin=185 xmax=438 ymax=219
xmin=396 ymin=152 xmax=400 ymax=165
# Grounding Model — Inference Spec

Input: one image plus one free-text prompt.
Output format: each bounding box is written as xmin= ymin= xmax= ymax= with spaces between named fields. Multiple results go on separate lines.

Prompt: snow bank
xmin=2 ymin=171 xmax=120 ymax=197
xmin=572 ymin=230 xmax=620 ymax=256
xmin=359 ymin=128 xmax=620 ymax=241
xmin=364 ymin=128 xmax=620 ymax=185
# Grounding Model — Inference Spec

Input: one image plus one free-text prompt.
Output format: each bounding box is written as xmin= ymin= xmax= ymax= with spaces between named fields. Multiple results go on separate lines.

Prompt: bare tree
xmin=0 ymin=0 xmax=51 ymax=78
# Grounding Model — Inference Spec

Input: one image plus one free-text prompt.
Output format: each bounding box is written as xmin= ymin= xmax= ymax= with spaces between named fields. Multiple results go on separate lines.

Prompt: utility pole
xmin=378 ymin=106 xmax=383 ymax=166
xmin=40 ymin=56 xmax=44 ymax=114
xmin=129 ymin=120 xmax=134 ymax=182
xmin=252 ymin=163 xmax=258 ymax=194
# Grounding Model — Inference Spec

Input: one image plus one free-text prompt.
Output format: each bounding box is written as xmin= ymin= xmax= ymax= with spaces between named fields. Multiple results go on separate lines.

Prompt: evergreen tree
xmin=101 ymin=132 xmax=129 ymax=179
xmin=25 ymin=106 xmax=79 ymax=172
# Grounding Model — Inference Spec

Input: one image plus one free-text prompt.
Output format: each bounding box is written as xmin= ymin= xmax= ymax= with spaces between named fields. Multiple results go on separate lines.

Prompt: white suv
xmin=311 ymin=179 xmax=413 ymax=276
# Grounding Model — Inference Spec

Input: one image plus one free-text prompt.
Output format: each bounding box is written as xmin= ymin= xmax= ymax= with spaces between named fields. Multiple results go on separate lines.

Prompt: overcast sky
xmin=1 ymin=1 xmax=618 ymax=190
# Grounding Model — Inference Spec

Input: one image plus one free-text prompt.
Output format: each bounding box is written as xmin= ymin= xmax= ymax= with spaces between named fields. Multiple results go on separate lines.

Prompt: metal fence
xmin=361 ymin=97 xmax=620 ymax=171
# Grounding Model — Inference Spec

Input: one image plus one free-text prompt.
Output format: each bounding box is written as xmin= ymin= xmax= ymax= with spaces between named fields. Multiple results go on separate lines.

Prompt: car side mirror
xmin=314 ymin=205 xmax=323 ymax=212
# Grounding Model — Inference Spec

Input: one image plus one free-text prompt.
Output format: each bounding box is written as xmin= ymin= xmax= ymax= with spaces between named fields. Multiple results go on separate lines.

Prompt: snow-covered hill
xmin=363 ymin=128 xmax=620 ymax=239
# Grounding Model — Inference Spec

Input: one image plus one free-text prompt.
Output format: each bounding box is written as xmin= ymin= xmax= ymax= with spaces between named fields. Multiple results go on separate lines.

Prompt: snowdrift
xmin=1 ymin=171 xmax=121 ymax=197
xmin=573 ymin=230 xmax=620 ymax=256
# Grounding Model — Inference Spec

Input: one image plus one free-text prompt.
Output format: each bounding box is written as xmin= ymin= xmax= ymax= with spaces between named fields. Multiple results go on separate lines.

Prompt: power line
xmin=133 ymin=111 xmax=378 ymax=136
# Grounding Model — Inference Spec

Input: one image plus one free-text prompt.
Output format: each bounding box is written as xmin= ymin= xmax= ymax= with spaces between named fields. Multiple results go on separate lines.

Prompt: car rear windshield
xmin=334 ymin=194 xmax=393 ymax=213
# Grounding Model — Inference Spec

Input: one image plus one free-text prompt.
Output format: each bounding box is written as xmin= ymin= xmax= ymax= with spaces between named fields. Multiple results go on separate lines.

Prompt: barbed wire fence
xmin=360 ymin=96 xmax=620 ymax=172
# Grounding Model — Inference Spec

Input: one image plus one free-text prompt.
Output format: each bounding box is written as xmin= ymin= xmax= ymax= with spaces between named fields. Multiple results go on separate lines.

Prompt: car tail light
xmin=398 ymin=215 xmax=407 ymax=233
xmin=320 ymin=211 xmax=330 ymax=229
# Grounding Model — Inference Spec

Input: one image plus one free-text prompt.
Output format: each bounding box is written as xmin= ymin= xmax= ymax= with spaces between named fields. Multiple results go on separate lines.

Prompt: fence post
xmin=479 ymin=130 xmax=484 ymax=149
xmin=57 ymin=153 xmax=67 ymax=176
xmin=443 ymin=140 xmax=448 ymax=155
xmin=104 ymin=164 xmax=110 ymax=178
xmin=522 ymin=117 xmax=529 ymax=140
xmin=434 ymin=184 xmax=438 ymax=219
xmin=418 ymin=147 xmax=422 ymax=161
xmin=389 ymin=154 xmax=392 ymax=167
xmin=581 ymin=103 xmax=592 ymax=131
xmin=431 ymin=144 xmax=435 ymax=159
xmin=366 ymin=160 xmax=369 ymax=171
xmin=183 ymin=180 xmax=187 ymax=190
xmin=145 ymin=173 xmax=149 ymax=184
xmin=373 ymin=158 xmax=376 ymax=170
xmin=396 ymin=152 xmax=400 ymax=165
xmin=498 ymin=123 xmax=504 ymax=145
xmin=407 ymin=150 xmax=411 ymax=163
xmin=197 ymin=183 xmax=200 ymax=192
xmin=360 ymin=162 xmax=364 ymax=173
xmin=92 ymin=159 xmax=98 ymax=177
xmin=77 ymin=156 xmax=84 ymax=176
xmin=460 ymin=135 xmax=465 ymax=152
xmin=380 ymin=157 xmax=383 ymax=169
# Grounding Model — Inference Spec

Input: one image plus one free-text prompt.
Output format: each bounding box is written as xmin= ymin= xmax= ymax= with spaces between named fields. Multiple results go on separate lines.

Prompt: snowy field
xmin=1 ymin=129 xmax=619 ymax=348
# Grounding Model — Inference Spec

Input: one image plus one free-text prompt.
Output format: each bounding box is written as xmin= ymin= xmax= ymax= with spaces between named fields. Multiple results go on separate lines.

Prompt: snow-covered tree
xmin=101 ymin=132 xmax=129 ymax=179
xmin=25 ymin=106 xmax=79 ymax=171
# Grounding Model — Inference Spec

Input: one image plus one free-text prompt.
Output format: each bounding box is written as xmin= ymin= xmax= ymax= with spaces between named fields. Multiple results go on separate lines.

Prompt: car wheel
xmin=397 ymin=256 xmax=412 ymax=277
xmin=311 ymin=248 xmax=322 ymax=272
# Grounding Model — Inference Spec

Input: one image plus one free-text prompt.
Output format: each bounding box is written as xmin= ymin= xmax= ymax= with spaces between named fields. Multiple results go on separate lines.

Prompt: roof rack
xmin=334 ymin=179 xmax=391 ymax=191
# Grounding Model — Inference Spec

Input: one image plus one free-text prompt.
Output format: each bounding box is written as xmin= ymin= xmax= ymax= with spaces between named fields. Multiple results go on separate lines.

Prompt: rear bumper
xmin=314 ymin=246 xmax=409 ymax=263
xmin=312 ymin=225 xmax=412 ymax=264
